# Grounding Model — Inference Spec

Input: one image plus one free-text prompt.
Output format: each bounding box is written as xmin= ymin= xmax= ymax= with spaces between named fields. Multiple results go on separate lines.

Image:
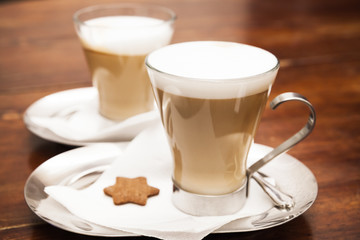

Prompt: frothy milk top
xmin=78 ymin=16 xmax=174 ymax=55
xmin=146 ymin=41 xmax=279 ymax=99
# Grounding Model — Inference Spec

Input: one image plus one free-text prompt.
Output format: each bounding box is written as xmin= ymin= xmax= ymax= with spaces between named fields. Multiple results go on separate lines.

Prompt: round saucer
xmin=24 ymin=87 xmax=159 ymax=146
xmin=24 ymin=143 xmax=318 ymax=236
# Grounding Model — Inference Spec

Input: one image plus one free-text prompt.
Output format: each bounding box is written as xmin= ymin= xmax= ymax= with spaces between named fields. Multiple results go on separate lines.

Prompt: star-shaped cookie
xmin=104 ymin=177 xmax=160 ymax=206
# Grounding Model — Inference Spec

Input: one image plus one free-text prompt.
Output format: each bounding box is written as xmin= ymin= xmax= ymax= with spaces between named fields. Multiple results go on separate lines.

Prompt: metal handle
xmin=247 ymin=92 xmax=316 ymax=195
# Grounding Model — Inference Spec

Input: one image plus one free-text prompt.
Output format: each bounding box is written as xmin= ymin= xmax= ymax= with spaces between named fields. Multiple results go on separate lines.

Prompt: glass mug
xmin=146 ymin=41 xmax=316 ymax=216
xmin=73 ymin=4 xmax=176 ymax=121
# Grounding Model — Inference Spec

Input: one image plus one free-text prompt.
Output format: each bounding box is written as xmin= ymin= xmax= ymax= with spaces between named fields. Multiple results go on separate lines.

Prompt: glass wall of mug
xmin=146 ymin=41 xmax=279 ymax=216
xmin=74 ymin=4 xmax=176 ymax=120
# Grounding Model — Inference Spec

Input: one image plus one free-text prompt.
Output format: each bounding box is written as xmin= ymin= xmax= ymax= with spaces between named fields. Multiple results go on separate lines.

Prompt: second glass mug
xmin=73 ymin=4 xmax=176 ymax=121
xmin=146 ymin=41 xmax=316 ymax=216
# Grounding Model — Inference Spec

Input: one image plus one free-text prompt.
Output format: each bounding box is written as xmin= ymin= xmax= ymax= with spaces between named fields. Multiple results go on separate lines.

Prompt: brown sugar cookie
xmin=104 ymin=177 xmax=159 ymax=206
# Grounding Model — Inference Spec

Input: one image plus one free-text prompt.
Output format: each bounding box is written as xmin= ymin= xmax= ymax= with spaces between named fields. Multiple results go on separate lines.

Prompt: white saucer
xmin=23 ymin=87 xmax=160 ymax=146
xmin=24 ymin=143 xmax=318 ymax=236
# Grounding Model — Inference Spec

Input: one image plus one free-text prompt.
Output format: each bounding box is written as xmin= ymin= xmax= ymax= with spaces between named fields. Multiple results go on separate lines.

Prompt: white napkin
xmin=37 ymin=124 xmax=273 ymax=240
xmin=28 ymin=96 xmax=160 ymax=143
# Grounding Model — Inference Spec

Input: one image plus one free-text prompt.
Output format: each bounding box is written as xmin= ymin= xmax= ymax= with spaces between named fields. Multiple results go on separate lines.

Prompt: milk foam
xmin=146 ymin=41 xmax=279 ymax=99
xmin=78 ymin=16 xmax=174 ymax=55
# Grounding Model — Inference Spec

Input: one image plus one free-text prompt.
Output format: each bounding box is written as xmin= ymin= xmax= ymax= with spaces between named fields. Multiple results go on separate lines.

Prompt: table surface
xmin=1 ymin=0 xmax=359 ymax=239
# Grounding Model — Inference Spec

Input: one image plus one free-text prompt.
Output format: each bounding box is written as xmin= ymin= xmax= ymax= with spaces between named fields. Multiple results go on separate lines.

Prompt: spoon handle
xmin=252 ymin=171 xmax=295 ymax=211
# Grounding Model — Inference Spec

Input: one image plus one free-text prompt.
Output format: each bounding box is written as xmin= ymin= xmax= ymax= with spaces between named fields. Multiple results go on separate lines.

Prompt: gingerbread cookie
xmin=104 ymin=177 xmax=159 ymax=206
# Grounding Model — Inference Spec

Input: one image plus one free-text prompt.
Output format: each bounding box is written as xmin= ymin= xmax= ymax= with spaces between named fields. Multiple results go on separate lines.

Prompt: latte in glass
xmin=74 ymin=5 xmax=175 ymax=120
xmin=146 ymin=41 xmax=278 ymax=195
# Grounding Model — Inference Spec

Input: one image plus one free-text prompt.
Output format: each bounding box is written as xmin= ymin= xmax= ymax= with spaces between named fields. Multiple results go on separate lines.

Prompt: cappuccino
xmin=147 ymin=41 xmax=279 ymax=195
xmin=75 ymin=15 xmax=174 ymax=120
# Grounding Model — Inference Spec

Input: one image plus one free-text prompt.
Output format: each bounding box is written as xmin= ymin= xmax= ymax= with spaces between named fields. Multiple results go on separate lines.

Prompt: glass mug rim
xmin=145 ymin=41 xmax=280 ymax=84
xmin=73 ymin=3 xmax=177 ymax=29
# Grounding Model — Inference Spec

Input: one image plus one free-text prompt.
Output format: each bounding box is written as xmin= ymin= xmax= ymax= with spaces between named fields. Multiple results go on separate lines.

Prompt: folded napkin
xmin=37 ymin=124 xmax=272 ymax=240
xmin=28 ymin=94 xmax=160 ymax=143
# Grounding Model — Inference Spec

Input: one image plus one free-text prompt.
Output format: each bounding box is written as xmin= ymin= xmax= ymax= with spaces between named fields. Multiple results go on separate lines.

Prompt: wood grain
xmin=0 ymin=0 xmax=359 ymax=239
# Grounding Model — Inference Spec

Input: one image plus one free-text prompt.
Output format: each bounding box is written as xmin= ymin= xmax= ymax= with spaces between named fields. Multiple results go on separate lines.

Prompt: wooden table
xmin=1 ymin=0 xmax=359 ymax=239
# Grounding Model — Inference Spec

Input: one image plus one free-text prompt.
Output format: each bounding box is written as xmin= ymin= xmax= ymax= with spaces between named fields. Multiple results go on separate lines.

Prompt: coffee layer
xmin=155 ymin=89 xmax=269 ymax=195
xmin=84 ymin=49 xmax=153 ymax=120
